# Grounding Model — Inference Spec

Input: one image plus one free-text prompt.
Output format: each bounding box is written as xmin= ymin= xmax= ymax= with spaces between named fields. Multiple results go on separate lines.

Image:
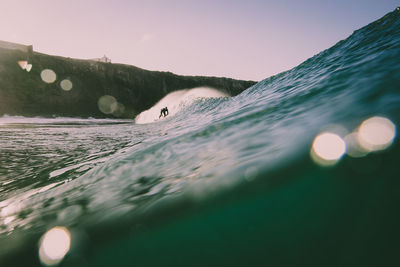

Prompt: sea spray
xmin=135 ymin=87 xmax=228 ymax=124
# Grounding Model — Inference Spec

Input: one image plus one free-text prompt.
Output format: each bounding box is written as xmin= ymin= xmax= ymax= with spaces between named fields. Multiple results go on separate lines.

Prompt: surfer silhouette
xmin=159 ymin=107 xmax=169 ymax=118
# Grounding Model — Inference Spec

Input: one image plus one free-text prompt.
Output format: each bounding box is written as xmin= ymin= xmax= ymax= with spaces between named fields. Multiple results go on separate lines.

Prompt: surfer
xmin=159 ymin=107 xmax=169 ymax=118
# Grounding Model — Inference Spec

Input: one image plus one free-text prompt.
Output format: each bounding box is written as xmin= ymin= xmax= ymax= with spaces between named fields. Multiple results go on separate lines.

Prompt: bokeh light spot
xmin=244 ymin=166 xmax=259 ymax=181
xmin=26 ymin=64 xmax=32 ymax=72
xmin=98 ymin=95 xmax=118 ymax=114
xmin=311 ymin=132 xmax=346 ymax=166
xmin=39 ymin=226 xmax=71 ymax=266
xmin=60 ymin=79 xmax=73 ymax=91
xmin=17 ymin=60 xmax=27 ymax=70
xmin=41 ymin=69 xmax=57 ymax=84
xmin=17 ymin=61 xmax=32 ymax=72
xmin=112 ymin=102 xmax=126 ymax=117
xmin=358 ymin=116 xmax=396 ymax=152
xmin=344 ymin=132 xmax=368 ymax=158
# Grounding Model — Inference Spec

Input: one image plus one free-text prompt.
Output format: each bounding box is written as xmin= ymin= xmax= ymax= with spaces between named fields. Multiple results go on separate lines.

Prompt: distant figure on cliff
xmin=159 ymin=107 xmax=169 ymax=118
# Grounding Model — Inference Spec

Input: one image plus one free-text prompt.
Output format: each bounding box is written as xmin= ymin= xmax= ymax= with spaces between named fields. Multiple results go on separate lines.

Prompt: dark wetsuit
xmin=159 ymin=107 xmax=169 ymax=118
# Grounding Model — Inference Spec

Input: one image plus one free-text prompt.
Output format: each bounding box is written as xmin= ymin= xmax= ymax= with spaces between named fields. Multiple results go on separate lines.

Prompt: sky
xmin=0 ymin=0 xmax=399 ymax=81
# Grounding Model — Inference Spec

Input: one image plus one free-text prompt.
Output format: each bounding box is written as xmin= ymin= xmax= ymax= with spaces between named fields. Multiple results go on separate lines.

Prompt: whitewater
xmin=1 ymin=7 xmax=400 ymax=267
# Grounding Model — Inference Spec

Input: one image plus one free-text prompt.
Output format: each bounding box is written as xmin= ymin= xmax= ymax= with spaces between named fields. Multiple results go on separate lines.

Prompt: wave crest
xmin=135 ymin=87 xmax=228 ymax=124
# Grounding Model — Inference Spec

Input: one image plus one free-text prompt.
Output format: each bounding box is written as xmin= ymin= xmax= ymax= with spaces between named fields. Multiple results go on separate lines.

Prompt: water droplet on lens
xmin=311 ymin=132 xmax=346 ymax=166
xmin=244 ymin=166 xmax=258 ymax=181
xmin=98 ymin=95 xmax=117 ymax=114
xmin=17 ymin=60 xmax=27 ymax=70
xmin=26 ymin=64 xmax=32 ymax=72
xmin=60 ymin=79 xmax=73 ymax=91
xmin=344 ymin=132 xmax=368 ymax=158
xmin=39 ymin=226 xmax=71 ymax=266
xmin=112 ymin=102 xmax=126 ymax=117
xmin=41 ymin=69 xmax=57 ymax=83
xmin=357 ymin=116 xmax=396 ymax=152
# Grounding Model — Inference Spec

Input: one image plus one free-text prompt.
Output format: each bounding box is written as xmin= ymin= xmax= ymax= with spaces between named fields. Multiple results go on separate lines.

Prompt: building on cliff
xmin=0 ymin=40 xmax=33 ymax=53
xmin=89 ymin=55 xmax=111 ymax=63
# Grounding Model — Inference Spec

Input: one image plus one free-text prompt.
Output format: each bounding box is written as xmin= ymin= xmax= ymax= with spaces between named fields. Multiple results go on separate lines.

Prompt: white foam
xmin=135 ymin=87 xmax=228 ymax=124
xmin=0 ymin=115 xmax=130 ymax=125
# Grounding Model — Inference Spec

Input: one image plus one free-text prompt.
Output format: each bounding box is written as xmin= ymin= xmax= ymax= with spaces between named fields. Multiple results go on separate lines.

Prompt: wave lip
xmin=135 ymin=87 xmax=228 ymax=124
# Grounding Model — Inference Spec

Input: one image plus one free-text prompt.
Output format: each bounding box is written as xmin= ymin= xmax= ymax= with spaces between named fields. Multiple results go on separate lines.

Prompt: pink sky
xmin=0 ymin=0 xmax=398 ymax=81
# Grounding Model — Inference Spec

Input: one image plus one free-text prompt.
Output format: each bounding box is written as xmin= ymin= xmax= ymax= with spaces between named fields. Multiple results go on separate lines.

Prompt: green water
xmin=1 ymin=7 xmax=400 ymax=267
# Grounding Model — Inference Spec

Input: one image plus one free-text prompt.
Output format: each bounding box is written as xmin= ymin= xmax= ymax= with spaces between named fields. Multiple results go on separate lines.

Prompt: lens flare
xmin=98 ymin=95 xmax=118 ymax=114
xmin=311 ymin=132 xmax=346 ymax=166
xmin=39 ymin=226 xmax=71 ymax=266
xmin=357 ymin=116 xmax=396 ymax=152
xmin=344 ymin=132 xmax=368 ymax=158
xmin=60 ymin=79 xmax=73 ymax=91
xmin=17 ymin=60 xmax=27 ymax=70
xmin=41 ymin=69 xmax=57 ymax=84
xmin=244 ymin=166 xmax=259 ymax=181
xmin=26 ymin=64 xmax=32 ymax=72
xmin=17 ymin=61 xmax=32 ymax=72
xmin=112 ymin=102 xmax=126 ymax=117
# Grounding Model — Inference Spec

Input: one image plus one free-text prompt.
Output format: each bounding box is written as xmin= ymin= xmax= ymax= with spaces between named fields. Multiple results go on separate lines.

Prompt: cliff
xmin=0 ymin=45 xmax=256 ymax=118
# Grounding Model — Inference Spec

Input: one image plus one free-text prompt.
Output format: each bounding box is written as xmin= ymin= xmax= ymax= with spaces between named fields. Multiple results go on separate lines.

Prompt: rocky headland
xmin=0 ymin=42 xmax=256 ymax=118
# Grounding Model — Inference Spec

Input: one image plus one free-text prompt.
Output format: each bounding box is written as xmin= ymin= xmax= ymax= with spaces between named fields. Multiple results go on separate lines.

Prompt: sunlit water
xmin=1 ymin=8 xmax=400 ymax=267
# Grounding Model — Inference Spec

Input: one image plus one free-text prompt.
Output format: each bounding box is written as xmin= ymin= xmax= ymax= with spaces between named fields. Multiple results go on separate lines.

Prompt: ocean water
xmin=1 ymin=8 xmax=400 ymax=267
